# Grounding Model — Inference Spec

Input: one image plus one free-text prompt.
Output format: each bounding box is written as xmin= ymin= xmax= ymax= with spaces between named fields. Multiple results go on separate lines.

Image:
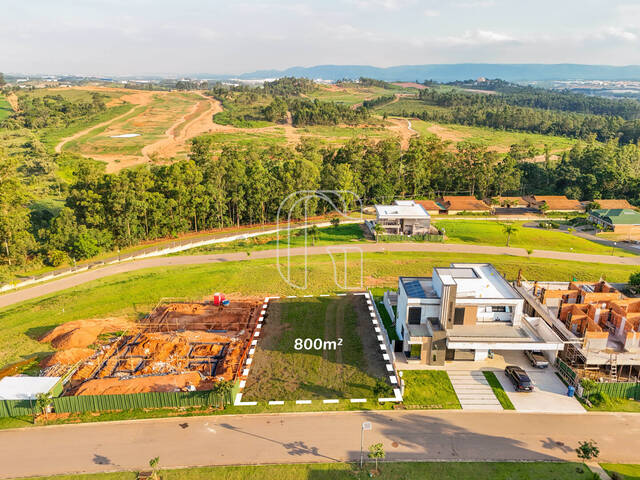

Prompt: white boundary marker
xmin=235 ymin=293 xmax=403 ymax=406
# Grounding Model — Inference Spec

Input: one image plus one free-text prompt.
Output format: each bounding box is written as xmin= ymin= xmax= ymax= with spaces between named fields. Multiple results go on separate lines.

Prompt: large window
xmin=408 ymin=307 xmax=421 ymax=325
xmin=454 ymin=307 xmax=465 ymax=325
xmin=409 ymin=343 xmax=422 ymax=359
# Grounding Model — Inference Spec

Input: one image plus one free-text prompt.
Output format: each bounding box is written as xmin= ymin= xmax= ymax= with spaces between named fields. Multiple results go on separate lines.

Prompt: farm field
xmin=14 ymin=462 xmax=596 ymax=480
xmin=1 ymin=251 xmax=638 ymax=369
xmin=242 ymin=295 xmax=391 ymax=401
xmin=433 ymin=220 xmax=632 ymax=256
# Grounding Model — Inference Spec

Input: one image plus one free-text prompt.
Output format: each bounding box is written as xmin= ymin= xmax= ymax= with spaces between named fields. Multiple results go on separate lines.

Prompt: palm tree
xmin=373 ymin=223 xmax=385 ymax=242
xmin=502 ymin=223 xmax=518 ymax=247
xmin=308 ymin=225 xmax=319 ymax=246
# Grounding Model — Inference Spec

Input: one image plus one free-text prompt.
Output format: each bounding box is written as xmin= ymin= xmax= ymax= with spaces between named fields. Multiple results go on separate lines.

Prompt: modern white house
xmin=394 ymin=263 xmax=564 ymax=365
xmin=373 ymin=200 xmax=431 ymax=236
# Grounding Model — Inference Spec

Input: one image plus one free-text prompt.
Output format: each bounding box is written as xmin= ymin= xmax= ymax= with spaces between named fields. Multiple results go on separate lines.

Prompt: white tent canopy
xmin=0 ymin=376 xmax=61 ymax=400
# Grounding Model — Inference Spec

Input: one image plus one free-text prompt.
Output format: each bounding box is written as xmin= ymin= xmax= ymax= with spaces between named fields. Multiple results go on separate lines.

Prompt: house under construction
xmin=517 ymin=280 xmax=640 ymax=382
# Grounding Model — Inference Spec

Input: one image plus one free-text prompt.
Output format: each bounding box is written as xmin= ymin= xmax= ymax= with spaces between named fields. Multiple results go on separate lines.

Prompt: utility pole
xmin=360 ymin=421 xmax=372 ymax=468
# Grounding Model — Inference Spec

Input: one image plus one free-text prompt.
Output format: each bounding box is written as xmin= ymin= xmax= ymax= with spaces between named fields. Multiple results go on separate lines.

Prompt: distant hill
xmin=234 ymin=64 xmax=640 ymax=82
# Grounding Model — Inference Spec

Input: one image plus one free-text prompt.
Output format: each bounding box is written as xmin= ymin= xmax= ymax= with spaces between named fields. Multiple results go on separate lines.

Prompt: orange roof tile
xmin=594 ymin=199 xmax=634 ymax=210
xmin=441 ymin=196 xmax=491 ymax=211
xmin=532 ymin=195 xmax=583 ymax=211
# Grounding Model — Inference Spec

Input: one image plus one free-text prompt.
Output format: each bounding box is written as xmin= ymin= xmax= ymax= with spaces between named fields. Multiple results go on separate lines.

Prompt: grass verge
xmin=483 ymin=371 xmax=515 ymax=410
xmin=15 ymin=461 xmax=595 ymax=480
xmin=401 ymin=370 xmax=461 ymax=409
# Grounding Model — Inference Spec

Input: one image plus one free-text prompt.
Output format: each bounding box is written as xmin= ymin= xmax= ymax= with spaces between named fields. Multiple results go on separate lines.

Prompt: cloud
xmin=423 ymin=9 xmax=439 ymax=17
xmin=437 ymin=29 xmax=517 ymax=46
xmin=597 ymin=26 xmax=637 ymax=41
xmin=454 ymin=0 xmax=496 ymax=7
xmin=347 ymin=0 xmax=416 ymax=11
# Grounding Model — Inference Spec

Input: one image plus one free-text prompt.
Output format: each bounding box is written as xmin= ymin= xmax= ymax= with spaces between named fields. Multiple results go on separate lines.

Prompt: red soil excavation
xmin=40 ymin=297 xmax=261 ymax=395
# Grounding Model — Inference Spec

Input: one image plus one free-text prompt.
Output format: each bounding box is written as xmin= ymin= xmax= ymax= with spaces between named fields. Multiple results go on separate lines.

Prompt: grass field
xmin=434 ymin=220 xmax=632 ymax=256
xmin=1 ymin=251 xmax=637 ymax=368
xmin=16 ymin=87 xmax=127 ymax=103
xmin=307 ymin=84 xmax=409 ymax=105
xmin=582 ymin=397 xmax=640 ymax=413
xmin=602 ymin=463 xmax=640 ymax=479
xmin=408 ymin=118 xmax=577 ymax=153
xmin=68 ymin=92 xmax=199 ymax=157
xmin=14 ymin=462 xmax=595 ymax=480
xmin=200 ymin=129 xmax=286 ymax=148
xmin=242 ymin=295 xmax=391 ymax=401
xmin=0 ymin=94 xmax=13 ymax=121
xmin=401 ymin=371 xmax=461 ymax=408
xmin=483 ymin=371 xmax=515 ymax=410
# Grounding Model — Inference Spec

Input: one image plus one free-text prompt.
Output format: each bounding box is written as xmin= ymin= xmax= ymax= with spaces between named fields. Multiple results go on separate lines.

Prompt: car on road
xmin=505 ymin=365 xmax=534 ymax=392
xmin=525 ymin=350 xmax=549 ymax=368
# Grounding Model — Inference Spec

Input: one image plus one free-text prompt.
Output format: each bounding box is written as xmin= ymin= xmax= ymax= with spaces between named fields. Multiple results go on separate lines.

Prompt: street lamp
xmin=360 ymin=421 xmax=372 ymax=468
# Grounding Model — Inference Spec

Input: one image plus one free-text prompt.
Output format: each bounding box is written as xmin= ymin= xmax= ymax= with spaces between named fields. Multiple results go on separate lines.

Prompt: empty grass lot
xmin=1 ymin=251 xmax=637 ymax=369
xmin=14 ymin=462 xmax=596 ymax=480
xmin=483 ymin=371 xmax=515 ymax=410
xmin=434 ymin=220 xmax=632 ymax=256
xmin=0 ymin=94 xmax=13 ymax=121
xmin=241 ymin=295 xmax=391 ymax=401
xmin=401 ymin=371 xmax=461 ymax=409
xmin=602 ymin=464 xmax=640 ymax=479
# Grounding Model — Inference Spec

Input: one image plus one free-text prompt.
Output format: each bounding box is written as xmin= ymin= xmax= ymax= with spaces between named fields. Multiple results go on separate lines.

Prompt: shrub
xmin=588 ymin=391 xmax=609 ymax=406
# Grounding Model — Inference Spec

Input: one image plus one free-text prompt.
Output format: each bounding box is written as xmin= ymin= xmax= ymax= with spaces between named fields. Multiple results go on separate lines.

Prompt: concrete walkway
xmin=1 ymin=410 xmax=639 ymax=478
xmin=1 ymin=242 xmax=637 ymax=310
xmin=448 ymin=371 xmax=502 ymax=411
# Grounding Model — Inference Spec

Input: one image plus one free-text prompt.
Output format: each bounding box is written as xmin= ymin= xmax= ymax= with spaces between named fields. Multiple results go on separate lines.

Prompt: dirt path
xmin=53 ymin=89 xmax=160 ymax=154
xmin=386 ymin=117 xmax=418 ymax=149
xmin=5 ymin=92 xmax=19 ymax=111
xmin=141 ymin=92 xmax=220 ymax=161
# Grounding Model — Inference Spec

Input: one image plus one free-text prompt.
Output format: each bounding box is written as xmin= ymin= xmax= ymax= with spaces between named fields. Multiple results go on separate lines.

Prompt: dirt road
xmin=0 ymin=410 xmax=638 ymax=478
xmin=1 ymin=243 xmax=637 ymax=310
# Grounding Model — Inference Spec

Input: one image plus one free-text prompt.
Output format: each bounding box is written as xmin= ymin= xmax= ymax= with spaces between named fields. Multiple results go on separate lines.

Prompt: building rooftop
xmin=402 ymin=264 xmax=520 ymax=300
xmin=530 ymin=195 xmax=583 ymax=211
xmin=593 ymin=199 xmax=634 ymax=210
xmin=374 ymin=200 xmax=430 ymax=220
xmin=415 ymin=199 xmax=445 ymax=211
xmin=590 ymin=208 xmax=640 ymax=225
xmin=0 ymin=376 xmax=61 ymax=401
xmin=441 ymin=196 xmax=490 ymax=211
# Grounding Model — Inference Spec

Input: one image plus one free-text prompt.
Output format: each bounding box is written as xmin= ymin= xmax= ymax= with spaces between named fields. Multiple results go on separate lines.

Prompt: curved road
xmin=0 ymin=243 xmax=637 ymax=310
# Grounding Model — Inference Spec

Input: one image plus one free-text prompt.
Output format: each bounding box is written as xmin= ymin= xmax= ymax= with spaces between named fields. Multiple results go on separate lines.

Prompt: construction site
xmin=39 ymin=296 xmax=261 ymax=396
xmin=519 ymin=280 xmax=640 ymax=382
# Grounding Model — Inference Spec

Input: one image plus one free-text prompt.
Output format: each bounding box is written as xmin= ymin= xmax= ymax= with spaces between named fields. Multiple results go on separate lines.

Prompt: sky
xmin=2 ymin=0 xmax=640 ymax=76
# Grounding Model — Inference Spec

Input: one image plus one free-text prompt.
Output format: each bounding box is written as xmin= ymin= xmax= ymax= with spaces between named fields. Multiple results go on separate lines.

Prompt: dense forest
xmin=2 ymin=134 xmax=640 ymax=273
xmin=412 ymin=86 xmax=640 ymax=144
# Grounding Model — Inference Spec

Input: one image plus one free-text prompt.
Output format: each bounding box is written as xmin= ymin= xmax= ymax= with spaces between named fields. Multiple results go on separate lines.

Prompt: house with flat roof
xmin=525 ymin=195 xmax=584 ymax=212
xmin=373 ymin=200 xmax=431 ymax=236
xmin=394 ymin=263 xmax=563 ymax=365
xmin=588 ymin=208 xmax=640 ymax=234
xmin=439 ymin=196 xmax=491 ymax=215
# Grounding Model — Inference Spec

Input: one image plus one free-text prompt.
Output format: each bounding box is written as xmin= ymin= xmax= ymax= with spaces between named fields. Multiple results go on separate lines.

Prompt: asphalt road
xmin=1 ymin=243 xmax=637 ymax=310
xmin=1 ymin=410 xmax=638 ymax=478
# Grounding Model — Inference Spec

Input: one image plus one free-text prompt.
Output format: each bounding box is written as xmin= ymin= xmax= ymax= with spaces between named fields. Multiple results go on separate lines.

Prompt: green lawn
xmin=582 ymin=397 xmax=640 ymax=413
xmin=242 ymin=296 xmax=391 ymax=401
xmin=14 ymin=462 xmax=594 ymax=480
xmin=435 ymin=220 xmax=632 ymax=256
xmin=1 ymin=251 xmax=638 ymax=369
xmin=181 ymin=223 xmax=366 ymax=255
xmin=0 ymin=94 xmax=13 ymax=121
xmin=602 ymin=464 xmax=640 ymax=479
xmin=483 ymin=371 xmax=515 ymax=410
xmin=401 ymin=370 xmax=461 ymax=409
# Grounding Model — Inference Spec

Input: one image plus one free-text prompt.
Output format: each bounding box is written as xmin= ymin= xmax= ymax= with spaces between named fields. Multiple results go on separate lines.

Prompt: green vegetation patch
xmin=0 ymin=94 xmax=13 ymax=121
xmin=434 ymin=220 xmax=632 ymax=256
xmin=483 ymin=371 xmax=515 ymax=410
xmin=602 ymin=464 xmax=640 ymax=480
xmin=14 ymin=462 xmax=595 ymax=480
xmin=242 ymin=295 xmax=391 ymax=401
xmin=401 ymin=370 xmax=461 ymax=409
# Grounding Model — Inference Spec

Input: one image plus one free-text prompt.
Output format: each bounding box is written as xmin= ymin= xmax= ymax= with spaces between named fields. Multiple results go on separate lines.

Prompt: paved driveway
xmin=496 ymin=368 xmax=585 ymax=413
